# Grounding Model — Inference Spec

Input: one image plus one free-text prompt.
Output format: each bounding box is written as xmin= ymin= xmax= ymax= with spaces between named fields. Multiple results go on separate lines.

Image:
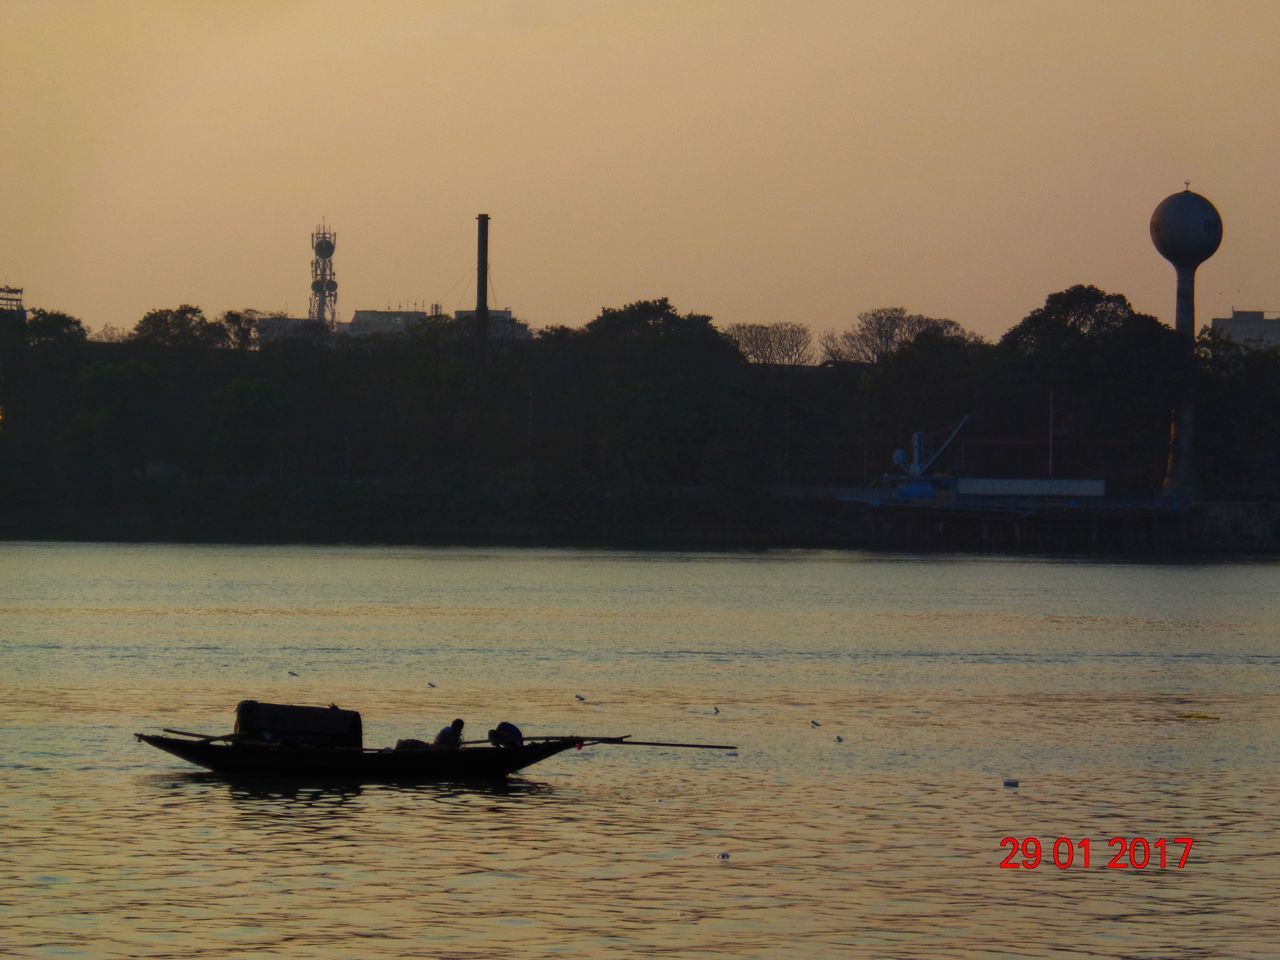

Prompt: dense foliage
xmin=1 ymin=286 xmax=1276 ymax=544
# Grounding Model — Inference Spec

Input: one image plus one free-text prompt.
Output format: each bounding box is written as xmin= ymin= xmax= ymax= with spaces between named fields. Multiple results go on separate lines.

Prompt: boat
xmin=135 ymin=700 xmax=734 ymax=782
xmin=135 ymin=730 xmax=588 ymax=780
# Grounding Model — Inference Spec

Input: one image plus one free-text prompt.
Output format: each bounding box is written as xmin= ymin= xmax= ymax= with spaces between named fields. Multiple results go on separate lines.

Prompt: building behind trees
xmin=1210 ymin=309 xmax=1280 ymax=349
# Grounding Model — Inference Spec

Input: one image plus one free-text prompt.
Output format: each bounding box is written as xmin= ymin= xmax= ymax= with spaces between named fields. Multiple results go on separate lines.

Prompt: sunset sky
xmin=4 ymin=0 xmax=1278 ymax=341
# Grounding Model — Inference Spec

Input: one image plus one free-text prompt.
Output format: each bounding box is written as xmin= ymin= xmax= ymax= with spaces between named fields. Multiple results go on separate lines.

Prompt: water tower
xmin=1150 ymin=185 xmax=1222 ymax=499
xmin=308 ymin=221 xmax=338 ymax=326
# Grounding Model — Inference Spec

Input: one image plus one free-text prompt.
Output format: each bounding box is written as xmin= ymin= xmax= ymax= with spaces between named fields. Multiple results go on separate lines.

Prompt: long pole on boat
xmin=592 ymin=739 xmax=737 ymax=750
xmin=479 ymin=735 xmax=737 ymax=750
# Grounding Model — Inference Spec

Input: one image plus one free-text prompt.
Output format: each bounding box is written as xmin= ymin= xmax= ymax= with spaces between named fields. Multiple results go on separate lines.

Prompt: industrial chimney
xmin=475 ymin=213 xmax=489 ymax=341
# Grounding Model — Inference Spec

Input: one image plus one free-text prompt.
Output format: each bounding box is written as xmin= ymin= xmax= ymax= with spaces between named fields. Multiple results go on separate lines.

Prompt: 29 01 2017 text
xmin=998 ymin=837 xmax=1194 ymax=870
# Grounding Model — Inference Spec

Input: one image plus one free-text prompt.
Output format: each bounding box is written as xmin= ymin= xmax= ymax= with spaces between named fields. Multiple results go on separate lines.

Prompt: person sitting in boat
xmin=487 ymin=721 xmax=524 ymax=749
xmin=433 ymin=718 xmax=465 ymax=750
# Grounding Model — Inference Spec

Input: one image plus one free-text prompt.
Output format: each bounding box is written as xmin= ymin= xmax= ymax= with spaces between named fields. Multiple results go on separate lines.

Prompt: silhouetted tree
xmin=996 ymin=285 xmax=1178 ymax=490
xmin=577 ymin=299 xmax=744 ymax=486
xmin=726 ymin=322 xmax=814 ymax=365
xmin=1000 ymin=285 xmax=1161 ymax=354
xmin=91 ymin=324 xmax=130 ymax=343
xmin=26 ymin=308 xmax=87 ymax=345
xmin=216 ymin=309 xmax=262 ymax=351
xmin=820 ymin=308 xmax=978 ymax=364
xmin=2 ymin=283 xmax=1277 ymax=545
xmin=1195 ymin=329 xmax=1280 ymax=499
xmin=206 ymin=376 xmax=285 ymax=478
xmin=585 ymin=297 xmax=717 ymax=341
xmin=68 ymin=359 xmax=161 ymax=483
xmin=130 ymin=305 xmax=228 ymax=349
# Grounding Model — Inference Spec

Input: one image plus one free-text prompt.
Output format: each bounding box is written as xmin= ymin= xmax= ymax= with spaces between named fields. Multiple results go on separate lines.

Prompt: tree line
xmin=1 ymin=287 xmax=1277 ymax=544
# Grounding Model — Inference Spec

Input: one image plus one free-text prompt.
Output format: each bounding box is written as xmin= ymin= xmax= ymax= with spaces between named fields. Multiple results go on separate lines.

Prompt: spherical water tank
xmin=1150 ymin=189 xmax=1222 ymax=268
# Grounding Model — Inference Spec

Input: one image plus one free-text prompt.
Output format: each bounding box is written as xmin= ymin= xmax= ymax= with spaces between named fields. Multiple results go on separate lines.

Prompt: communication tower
xmin=308 ymin=221 xmax=338 ymax=326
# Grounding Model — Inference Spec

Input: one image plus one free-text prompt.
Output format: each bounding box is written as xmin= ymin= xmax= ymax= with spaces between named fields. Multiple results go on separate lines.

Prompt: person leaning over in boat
xmin=487 ymin=721 xmax=524 ymax=748
xmin=434 ymin=717 xmax=465 ymax=750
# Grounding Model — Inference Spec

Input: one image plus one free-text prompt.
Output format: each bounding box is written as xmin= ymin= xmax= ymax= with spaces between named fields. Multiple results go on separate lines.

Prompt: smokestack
xmin=476 ymin=213 xmax=489 ymax=340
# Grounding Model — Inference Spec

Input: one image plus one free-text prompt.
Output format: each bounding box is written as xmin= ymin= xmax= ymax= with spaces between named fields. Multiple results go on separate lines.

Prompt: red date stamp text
xmin=999 ymin=836 xmax=1193 ymax=870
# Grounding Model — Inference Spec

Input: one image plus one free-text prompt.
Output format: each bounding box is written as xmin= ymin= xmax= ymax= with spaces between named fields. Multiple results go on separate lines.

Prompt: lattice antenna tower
xmin=309 ymin=221 xmax=338 ymax=326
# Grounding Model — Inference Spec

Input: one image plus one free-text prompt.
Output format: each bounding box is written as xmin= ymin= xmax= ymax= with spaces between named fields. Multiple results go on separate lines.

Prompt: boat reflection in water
xmin=219 ymin=776 xmax=553 ymax=806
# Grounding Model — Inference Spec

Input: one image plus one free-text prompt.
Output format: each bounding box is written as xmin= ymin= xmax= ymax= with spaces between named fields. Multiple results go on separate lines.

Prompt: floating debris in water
xmin=718 ymin=852 xmax=730 ymax=861
xmin=713 ymin=706 xmax=720 ymax=715
xmin=835 ymin=735 xmax=844 ymax=743
xmin=427 ymin=682 xmax=436 ymax=688
xmin=810 ymin=720 xmax=821 ymax=728
xmin=1003 ymin=779 xmax=1020 ymax=788
xmin=724 ymin=751 xmax=738 ymax=757
xmin=287 ymin=671 xmax=299 ymax=677
xmin=575 ymin=694 xmax=586 ymax=702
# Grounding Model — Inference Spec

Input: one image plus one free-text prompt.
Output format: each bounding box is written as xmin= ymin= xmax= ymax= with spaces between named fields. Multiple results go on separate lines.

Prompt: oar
xmin=453 ymin=735 xmax=595 ymax=746
xmin=584 ymin=737 xmax=738 ymax=750
xmin=524 ymin=734 xmax=737 ymax=750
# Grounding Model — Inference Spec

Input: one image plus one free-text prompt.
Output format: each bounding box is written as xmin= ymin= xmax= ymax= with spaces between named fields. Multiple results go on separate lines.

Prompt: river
xmin=2 ymin=542 xmax=1277 ymax=957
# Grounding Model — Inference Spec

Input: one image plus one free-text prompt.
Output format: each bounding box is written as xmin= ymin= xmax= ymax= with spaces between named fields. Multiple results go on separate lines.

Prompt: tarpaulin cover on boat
xmin=234 ymin=700 xmax=363 ymax=748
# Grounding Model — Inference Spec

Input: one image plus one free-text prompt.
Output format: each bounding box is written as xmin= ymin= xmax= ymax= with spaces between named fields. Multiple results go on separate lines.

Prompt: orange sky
xmin=4 ymin=0 xmax=1277 ymax=341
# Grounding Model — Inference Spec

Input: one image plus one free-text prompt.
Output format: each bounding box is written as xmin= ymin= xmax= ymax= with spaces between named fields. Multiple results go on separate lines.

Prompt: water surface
xmin=2 ymin=543 xmax=1277 ymax=957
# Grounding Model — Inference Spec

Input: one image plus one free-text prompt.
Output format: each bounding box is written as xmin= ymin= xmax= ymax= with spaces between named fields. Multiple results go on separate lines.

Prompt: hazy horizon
xmin=5 ymin=0 xmax=1278 ymax=340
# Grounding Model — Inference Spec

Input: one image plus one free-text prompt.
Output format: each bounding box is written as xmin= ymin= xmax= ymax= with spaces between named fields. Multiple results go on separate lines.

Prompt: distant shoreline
xmin=6 ymin=493 xmax=1277 ymax=557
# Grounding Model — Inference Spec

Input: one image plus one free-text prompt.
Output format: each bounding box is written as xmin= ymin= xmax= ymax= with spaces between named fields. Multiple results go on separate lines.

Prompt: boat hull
xmin=136 ymin=734 xmax=580 ymax=782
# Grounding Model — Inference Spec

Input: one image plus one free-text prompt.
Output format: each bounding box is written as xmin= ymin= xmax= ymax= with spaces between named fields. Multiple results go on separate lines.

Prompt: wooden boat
xmin=135 ymin=700 xmax=734 ymax=783
xmin=135 ymin=730 xmax=586 ymax=781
